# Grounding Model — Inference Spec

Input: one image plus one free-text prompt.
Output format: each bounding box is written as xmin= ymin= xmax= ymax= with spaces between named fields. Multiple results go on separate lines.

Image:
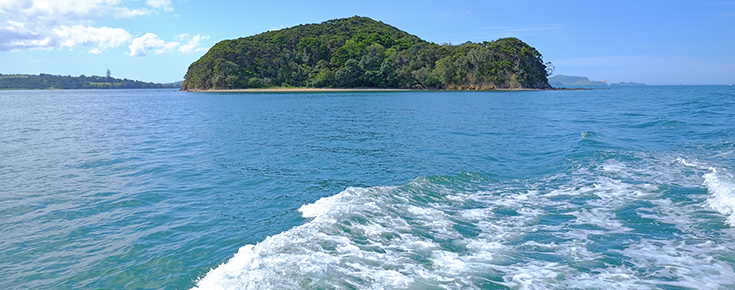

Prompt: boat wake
xmin=193 ymin=153 xmax=735 ymax=290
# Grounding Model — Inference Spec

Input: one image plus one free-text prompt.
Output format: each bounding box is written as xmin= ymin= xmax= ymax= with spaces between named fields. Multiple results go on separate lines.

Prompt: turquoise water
xmin=1 ymin=87 xmax=734 ymax=289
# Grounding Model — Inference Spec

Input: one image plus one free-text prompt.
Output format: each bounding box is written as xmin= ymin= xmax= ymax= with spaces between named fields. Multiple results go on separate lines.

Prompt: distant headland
xmin=182 ymin=16 xmax=554 ymax=91
xmin=0 ymin=73 xmax=181 ymax=90
xmin=548 ymin=75 xmax=646 ymax=88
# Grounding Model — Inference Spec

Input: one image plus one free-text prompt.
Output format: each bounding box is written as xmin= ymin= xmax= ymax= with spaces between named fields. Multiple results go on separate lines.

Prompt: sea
xmin=1 ymin=86 xmax=734 ymax=289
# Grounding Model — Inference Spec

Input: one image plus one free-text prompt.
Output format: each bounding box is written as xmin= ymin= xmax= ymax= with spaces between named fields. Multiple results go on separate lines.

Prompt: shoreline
xmin=182 ymin=87 xmax=591 ymax=93
xmin=184 ymin=88 xmax=417 ymax=93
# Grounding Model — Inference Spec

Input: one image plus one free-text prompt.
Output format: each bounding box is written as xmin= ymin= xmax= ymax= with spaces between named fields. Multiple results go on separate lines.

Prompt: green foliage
xmin=0 ymin=73 xmax=176 ymax=90
xmin=182 ymin=16 xmax=552 ymax=90
xmin=334 ymin=59 xmax=364 ymax=87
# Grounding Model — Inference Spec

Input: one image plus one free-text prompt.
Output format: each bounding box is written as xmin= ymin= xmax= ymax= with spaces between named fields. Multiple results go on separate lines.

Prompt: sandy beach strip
xmin=183 ymin=88 xmax=418 ymax=93
xmin=181 ymin=87 xmax=581 ymax=93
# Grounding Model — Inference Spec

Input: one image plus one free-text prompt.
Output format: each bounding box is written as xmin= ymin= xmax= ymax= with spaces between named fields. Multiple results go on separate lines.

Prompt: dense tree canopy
xmin=182 ymin=16 xmax=552 ymax=90
xmin=0 ymin=73 xmax=179 ymax=90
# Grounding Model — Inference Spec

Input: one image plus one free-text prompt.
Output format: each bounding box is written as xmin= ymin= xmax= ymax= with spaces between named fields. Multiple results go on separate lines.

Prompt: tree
xmin=334 ymin=59 xmax=364 ymax=87
xmin=544 ymin=62 xmax=555 ymax=76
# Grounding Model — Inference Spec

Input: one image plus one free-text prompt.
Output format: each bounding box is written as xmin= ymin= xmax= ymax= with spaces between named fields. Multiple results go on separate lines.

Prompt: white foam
xmin=637 ymin=198 xmax=704 ymax=234
xmin=430 ymin=251 xmax=467 ymax=274
xmin=507 ymin=262 xmax=564 ymax=289
xmin=193 ymin=153 xmax=735 ymax=289
xmin=298 ymin=186 xmax=370 ymax=219
xmin=676 ymin=157 xmax=700 ymax=168
xmin=615 ymin=239 xmax=735 ymax=289
xmin=704 ymin=169 xmax=735 ymax=225
xmin=459 ymin=208 xmax=494 ymax=220
xmin=569 ymin=208 xmax=631 ymax=232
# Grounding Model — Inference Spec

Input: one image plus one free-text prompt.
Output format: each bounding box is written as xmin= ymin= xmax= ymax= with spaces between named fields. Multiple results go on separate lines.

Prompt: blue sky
xmin=1 ymin=0 xmax=733 ymax=85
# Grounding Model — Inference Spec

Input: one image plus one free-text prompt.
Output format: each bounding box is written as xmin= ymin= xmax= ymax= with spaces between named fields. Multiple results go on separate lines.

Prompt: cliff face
xmin=182 ymin=16 xmax=552 ymax=90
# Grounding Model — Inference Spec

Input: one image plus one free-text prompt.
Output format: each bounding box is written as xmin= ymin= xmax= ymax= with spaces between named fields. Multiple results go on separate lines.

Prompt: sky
xmin=1 ymin=0 xmax=733 ymax=85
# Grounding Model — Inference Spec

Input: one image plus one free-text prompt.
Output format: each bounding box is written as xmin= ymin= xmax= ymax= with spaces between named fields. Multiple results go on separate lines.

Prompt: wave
xmin=704 ymin=169 xmax=735 ymax=226
xmin=676 ymin=157 xmax=735 ymax=226
xmin=193 ymin=154 xmax=735 ymax=289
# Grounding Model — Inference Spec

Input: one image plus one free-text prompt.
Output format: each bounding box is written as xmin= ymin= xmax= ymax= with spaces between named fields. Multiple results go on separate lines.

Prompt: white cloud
xmin=0 ymin=0 xmax=204 ymax=56
xmin=0 ymin=0 xmax=171 ymax=52
xmin=129 ymin=33 xmax=209 ymax=56
xmin=54 ymin=25 xmax=132 ymax=54
xmin=129 ymin=33 xmax=180 ymax=56
xmin=0 ymin=0 xmax=149 ymax=22
xmin=147 ymin=0 xmax=173 ymax=12
xmin=178 ymin=35 xmax=209 ymax=54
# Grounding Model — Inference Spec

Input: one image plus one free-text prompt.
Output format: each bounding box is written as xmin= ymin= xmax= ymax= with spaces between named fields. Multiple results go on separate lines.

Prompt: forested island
xmin=182 ymin=16 xmax=553 ymax=91
xmin=0 ymin=73 xmax=180 ymax=90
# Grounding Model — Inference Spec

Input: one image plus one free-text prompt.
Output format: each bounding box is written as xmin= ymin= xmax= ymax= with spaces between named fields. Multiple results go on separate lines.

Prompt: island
xmin=609 ymin=81 xmax=646 ymax=87
xmin=548 ymin=75 xmax=608 ymax=88
xmin=0 ymin=73 xmax=181 ymax=90
xmin=182 ymin=16 xmax=553 ymax=91
xmin=548 ymin=75 xmax=646 ymax=88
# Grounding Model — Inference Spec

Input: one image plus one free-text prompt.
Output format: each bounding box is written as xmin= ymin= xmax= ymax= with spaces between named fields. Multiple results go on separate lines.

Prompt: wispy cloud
xmin=483 ymin=23 xmax=569 ymax=35
xmin=147 ymin=0 xmax=174 ymax=12
xmin=553 ymin=55 xmax=693 ymax=67
xmin=268 ymin=26 xmax=287 ymax=32
xmin=178 ymin=35 xmax=209 ymax=54
xmin=699 ymin=1 xmax=735 ymax=5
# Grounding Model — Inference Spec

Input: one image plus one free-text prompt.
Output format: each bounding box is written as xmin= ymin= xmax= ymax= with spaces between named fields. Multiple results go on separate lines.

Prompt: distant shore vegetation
xmin=0 ymin=73 xmax=181 ymax=90
xmin=182 ymin=16 xmax=553 ymax=91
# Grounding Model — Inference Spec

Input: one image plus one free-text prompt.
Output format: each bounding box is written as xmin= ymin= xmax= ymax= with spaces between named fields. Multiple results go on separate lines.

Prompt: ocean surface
xmin=1 ymin=86 xmax=734 ymax=289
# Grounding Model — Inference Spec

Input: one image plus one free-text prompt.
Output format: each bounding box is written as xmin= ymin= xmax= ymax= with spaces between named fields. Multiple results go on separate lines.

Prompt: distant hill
xmin=549 ymin=75 xmax=646 ymax=88
xmin=0 ymin=73 xmax=180 ymax=90
xmin=161 ymin=80 xmax=184 ymax=88
xmin=609 ymin=81 xmax=646 ymax=87
xmin=182 ymin=16 xmax=553 ymax=90
xmin=548 ymin=75 xmax=608 ymax=88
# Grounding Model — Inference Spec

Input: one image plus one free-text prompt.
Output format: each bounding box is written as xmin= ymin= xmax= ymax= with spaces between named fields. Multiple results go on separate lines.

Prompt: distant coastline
xmin=0 ymin=73 xmax=181 ymax=90
xmin=549 ymin=75 xmax=646 ymax=88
